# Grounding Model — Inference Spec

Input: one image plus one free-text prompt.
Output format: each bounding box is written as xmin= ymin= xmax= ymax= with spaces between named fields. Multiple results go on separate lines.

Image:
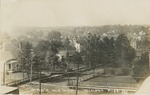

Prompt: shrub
xmin=121 ymin=68 xmax=130 ymax=75
xmin=110 ymin=69 xmax=115 ymax=75
xmin=132 ymin=66 xmax=149 ymax=82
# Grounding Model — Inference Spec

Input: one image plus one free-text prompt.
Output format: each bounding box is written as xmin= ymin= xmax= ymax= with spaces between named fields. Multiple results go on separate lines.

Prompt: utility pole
xmin=148 ymin=48 xmax=150 ymax=70
xmin=67 ymin=63 xmax=70 ymax=85
xmin=3 ymin=62 xmax=5 ymax=85
xmin=66 ymin=48 xmax=70 ymax=85
xmin=75 ymin=52 xmax=82 ymax=95
xmin=76 ymin=61 xmax=79 ymax=95
xmin=30 ymin=59 xmax=33 ymax=82
xmin=30 ymin=50 xmax=34 ymax=82
xmin=39 ymin=64 xmax=41 ymax=95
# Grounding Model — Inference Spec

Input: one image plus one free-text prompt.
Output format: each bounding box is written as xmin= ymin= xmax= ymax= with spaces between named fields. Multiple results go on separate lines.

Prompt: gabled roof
xmin=0 ymin=50 xmax=16 ymax=64
xmin=4 ymin=41 xmax=20 ymax=57
xmin=0 ymin=41 xmax=20 ymax=64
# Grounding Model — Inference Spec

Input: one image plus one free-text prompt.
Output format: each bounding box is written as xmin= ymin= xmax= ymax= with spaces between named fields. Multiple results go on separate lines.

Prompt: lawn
xmin=81 ymin=75 xmax=139 ymax=88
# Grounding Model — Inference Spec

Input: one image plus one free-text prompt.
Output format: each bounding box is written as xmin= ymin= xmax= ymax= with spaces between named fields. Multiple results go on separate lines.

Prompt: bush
xmin=132 ymin=66 xmax=149 ymax=82
xmin=104 ymin=68 xmax=131 ymax=76
xmin=121 ymin=68 xmax=130 ymax=75
xmin=104 ymin=68 xmax=115 ymax=75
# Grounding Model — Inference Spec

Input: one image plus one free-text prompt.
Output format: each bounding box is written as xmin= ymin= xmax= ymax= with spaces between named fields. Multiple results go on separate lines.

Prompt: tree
xmin=35 ymin=40 xmax=50 ymax=58
xmin=132 ymin=52 xmax=149 ymax=82
xmin=18 ymin=41 xmax=33 ymax=78
xmin=32 ymin=55 xmax=42 ymax=73
xmin=35 ymin=40 xmax=63 ymax=72
xmin=83 ymin=33 xmax=102 ymax=72
xmin=115 ymin=34 xmax=136 ymax=67
xmin=50 ymin=40 xmax=63 ymax=55
xmin=47 ymin=31 xmax=61 ymax=41
xmin=62 ymin=37 xmax=75 ymax=50
xmin=102 ymin=37 xmax=117 ymax=67
xmin=137 ymin=52 xmax=149 ymax=69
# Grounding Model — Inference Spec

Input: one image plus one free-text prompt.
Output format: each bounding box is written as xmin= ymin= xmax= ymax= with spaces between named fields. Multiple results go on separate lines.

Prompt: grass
xmin=81 ymin=75 xmax=139 ymax=88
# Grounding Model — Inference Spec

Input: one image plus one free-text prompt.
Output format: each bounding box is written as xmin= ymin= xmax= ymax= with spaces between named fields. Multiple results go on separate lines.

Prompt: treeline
xmin=15 ymin=29 xmax=149 ymax=78
xmin=81 ymin=33 xmax=136 ymax=71
xmin=18 ymin=31 xmax=67 ymax=77
xmin=12 ymin=25 xmax=150 ymax=40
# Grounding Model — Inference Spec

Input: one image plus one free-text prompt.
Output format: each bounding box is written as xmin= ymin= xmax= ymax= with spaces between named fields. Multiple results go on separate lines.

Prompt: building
xmin=0 ymin=32 xmax=20 ymax=85
xmin=1 ymin=42 xmax=20 ymax=72
xmin=130 ymin=38 xmax=137 ymax=49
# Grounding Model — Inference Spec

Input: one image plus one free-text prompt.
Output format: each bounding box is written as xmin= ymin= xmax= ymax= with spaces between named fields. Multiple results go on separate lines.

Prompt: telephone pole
xmin=3 ymin=62 xmax=5 ymax=85
xmin=39 ymin=65 xmax=41 ymax=95
xmin=148 ymin=48 xmax=150 ymax=70
xmin=76 ymin=61 xmax=79 ymax=95
xmin=30 ymin=49 xmax=35 ymax=82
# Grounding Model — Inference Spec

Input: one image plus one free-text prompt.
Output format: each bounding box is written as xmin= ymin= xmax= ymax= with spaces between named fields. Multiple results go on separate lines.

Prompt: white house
xmin=0 ymin=34 xmax=20 ymax=85
xmin=73 ymin=38 xmax=81 ymax=52
xmin=0 ymin=50 xmax=18 ymax=85
xmin=130 ymin=38 xmax=137 ymax=49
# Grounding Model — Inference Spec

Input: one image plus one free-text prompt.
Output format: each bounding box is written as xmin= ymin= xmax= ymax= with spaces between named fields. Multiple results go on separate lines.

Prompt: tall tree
xmin=115 ymin=34 xmax=136 ymax=67
xmin=83 ymin=33 xmax=102 ymax=72
xmin=102 ymin=37 xmax=117 ymax=67
xmin=18 ymin=41 xmax=33 ymax=78
xmin=35 ymin=40 xmax=63 ymax=72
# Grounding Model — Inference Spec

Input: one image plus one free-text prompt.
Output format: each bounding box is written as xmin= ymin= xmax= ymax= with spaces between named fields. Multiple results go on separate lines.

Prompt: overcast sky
xmin=1 ymin=0 xmax=150 ymax=31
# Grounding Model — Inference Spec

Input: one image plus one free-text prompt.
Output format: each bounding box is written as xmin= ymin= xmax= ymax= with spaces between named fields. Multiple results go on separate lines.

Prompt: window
xmin=8 ymin=64 xmax=11 ymax=70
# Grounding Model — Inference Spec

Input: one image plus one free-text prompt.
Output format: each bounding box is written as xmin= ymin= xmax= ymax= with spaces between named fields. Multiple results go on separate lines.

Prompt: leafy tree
xmin=50 ymin=40 xmax=63 ymax=55
xmin=102 ymin=37 xmax=117 ymax=67
xmin=32 ymin=55 xmax=41 ymax=73
xmin=83 ymin=33 xmax=102 ymax=72
xmin=83 ymin=33 xmax=135 ymax=69
xmin=132 ymin=52 xmax=149 ymax=82
xmin=115 ymin=34 xmax=136 ymax=67
xmin=73 ymin=52 xmax=83 ymax=65
xmin=137 ymin=52 xmax=149 ymax=69
xmin=47 ymin=31 xmax=61 ymax=41
xmin=18 ymin=41 xmax=33 ymax=78
xmin=62 ymin=37 xmax=75 ymax=50
xmin=35 ymin=40 xmax=63 ymax=72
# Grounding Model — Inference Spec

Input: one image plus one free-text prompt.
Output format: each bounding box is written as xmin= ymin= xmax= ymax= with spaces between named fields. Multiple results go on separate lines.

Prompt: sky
xmin=1 ymin=0 xmax=150 ymax=32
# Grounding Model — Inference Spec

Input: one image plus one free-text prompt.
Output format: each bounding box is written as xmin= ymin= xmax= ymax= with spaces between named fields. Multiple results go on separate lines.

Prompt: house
xmin=0 ymin=35 xmax=20 ymax=85
xmin=56 ymin=50 xmax=76 ymax=59
xmin=130 ymin=38 xmax=137 ymax=49
xmin=1 ymin=41 xmax=20 ymax=72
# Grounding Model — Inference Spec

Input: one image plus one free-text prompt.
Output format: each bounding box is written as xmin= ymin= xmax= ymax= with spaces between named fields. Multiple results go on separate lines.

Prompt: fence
xmin=4 ymin=74 xmax=46 ymax=86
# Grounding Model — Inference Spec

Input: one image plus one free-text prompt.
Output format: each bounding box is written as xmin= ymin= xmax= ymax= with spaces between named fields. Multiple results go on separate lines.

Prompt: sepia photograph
xmin=0 ymin=0 xmax=150 ymax=95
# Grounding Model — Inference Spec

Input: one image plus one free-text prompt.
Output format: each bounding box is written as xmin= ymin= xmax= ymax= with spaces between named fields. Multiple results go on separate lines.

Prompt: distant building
xmin=56 ymin=50 xmax=76 ymax=59
xmin=73 ymin=37 xmax=81 ymax=52
xmin=130 ymin=38 xmax=137 ymax=49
